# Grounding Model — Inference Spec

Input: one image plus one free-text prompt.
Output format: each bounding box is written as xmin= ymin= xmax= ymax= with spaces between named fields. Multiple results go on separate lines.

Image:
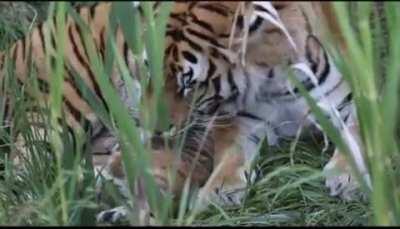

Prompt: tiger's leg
xmin=196 ymin=116 xmax=265 ymax=208
xmin=322 ymin=112 xmax=371 ymax=201
xmin=96 ymin=131 xmax=214 ymax=224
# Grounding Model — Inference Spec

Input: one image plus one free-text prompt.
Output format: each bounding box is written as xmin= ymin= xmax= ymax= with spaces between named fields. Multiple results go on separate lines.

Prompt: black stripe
xmin=37 ymin=78 xmax=50 ymax=93
xmin=74 ymin=23 xmax=90 ymax=61
xmin=172 ymin=46 xmax=179 ymax=62
xmin=274 ymin=4 xmax=287 ymax=11
xmin=0 ymin=54 xmax=4 ymax=69
xmin=90 ymin=125 xmax=108 ymax=142
xmin=237 ymin=111 xmax=264 ymax=121
xmin=64 ymin=64 xmax=83 ymax=98
xmin=76 ymin=5 xmax=84 ymax=15
xmin=181 ymin=50 xmax=198 ymax=64
xmin=188 ymin=2 xmax=197 ymax=11
xmin=236 ymin=15 xmax=244 ymax=29
xmin=186 ymin=28 xmax=224 ymax=49
xmin=254 ymin=5 xmax=277 ymax=20
xmin=99 ymin=27 xmax=106 ymax=60
xmin=137 ymin=4 xmax=144 ymax=16
xmin=343 ymin=113 xmax=351 ymax=123
xmin=89 ymin=3 xmax=99 ymax=19
xmin=180 ymin=125 xmax=214 ymax=174
xmin=283 ymin=78 xmax=315 ymax=96
xmin=249 ymin=134 xmax=261 ymax=145
xmin=166 ymin=29 xmax=185 ymax=42
xmin=194 ymin=81 xmax=209 ymax=105
xmin=64 ymin=97 xmax=83 ymax=123
xmin=206 ymin=58 xmax=216 ymax=79
xmin=267 ymin=69 xmax=274 ymax=79
xmin=324 ymin=78 xmax=344 ymax=98
xmin=38 ymin=22 xmax=46 ymax=52
xmin=170 ymin=13 xmax=188 ymax=25
xmin=2 ymin=97 xmax=10 ymax=125
xmin=190 ymin=15 xmax=214 ymax=34
xmin=66 ymin=124 xmax=79 ymax=155
xmin=169 ymin=63 xmax=177 ymax=76
xmin=226 ymin=69 xmax=239 ymax=101
xmin=123 ymin=41 xmax=129 ymax=67
xmin=338 ymin=93 xmax=353 ymax=112
xmin=197 ymin=4 xmax=229 ymax=17
xmin=212 ymin=76 xmax=221 ymax=97
xmin=317 ymin=51 xmax=330 ymax=85
xmin=12 ymin=42 xmax=19 ymax=61
xmin=284 ymin=54 xmax=331 ymax=96
xmin=166 ymin=30 xmax=203 ymax=53
xmin=165 ymin=44 xmax=173 ymax=57
xmin=153 ymin=1 xmax=161 ymax=10
xmin=209 ymin=47 xmax=229 ymax=63
xmin=183 ymin=36 xmax=203 ymax=52
xmin=227 ymin=69 xmax=237 ymax=92
xmin=249 ymin=16 xmax=264 ymax=34
xmin=21 ymin=38 xmax=26 ymax=61
xmin=68 ymin=25 xmax=108 ymax=112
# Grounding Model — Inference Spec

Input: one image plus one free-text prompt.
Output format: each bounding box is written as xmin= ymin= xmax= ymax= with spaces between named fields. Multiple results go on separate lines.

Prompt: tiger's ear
xmin=305 ymin=34 xmax=327 ymax=72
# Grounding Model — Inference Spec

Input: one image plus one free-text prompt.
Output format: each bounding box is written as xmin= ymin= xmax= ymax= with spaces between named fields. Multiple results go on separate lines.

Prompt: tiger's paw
xmin=323 ymin=165 xmax=369 ymax=202
xmin=211 ymin=186 xmax=247 ymax=206
xmin=96 ymin=206 xmax=128 ymax=224
xmin=197 ymin=166 xmax=261 ymax=208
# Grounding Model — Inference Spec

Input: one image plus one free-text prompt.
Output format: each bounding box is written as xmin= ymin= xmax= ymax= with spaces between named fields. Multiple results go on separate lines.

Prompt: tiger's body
xmin=157 ymin=1 xmax=370 ymax=206
xmin=0 ymin=1 xmax=370 ymax=224
xmin=1 ymin=2 xmax=138 ymax=154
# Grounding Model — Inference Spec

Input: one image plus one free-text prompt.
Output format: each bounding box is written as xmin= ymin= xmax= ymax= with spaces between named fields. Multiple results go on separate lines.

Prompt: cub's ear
xmin=305 ymin=34 xmax=328 ymax=73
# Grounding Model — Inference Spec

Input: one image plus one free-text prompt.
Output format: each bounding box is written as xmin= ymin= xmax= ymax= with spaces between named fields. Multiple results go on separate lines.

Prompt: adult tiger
xmin=103 ymin=2 xmax=371 ymax=222
xmin=150 ymin=0 xmax=371 ymax=208
xmin=0 ymin=1 xmax=252 ymax=223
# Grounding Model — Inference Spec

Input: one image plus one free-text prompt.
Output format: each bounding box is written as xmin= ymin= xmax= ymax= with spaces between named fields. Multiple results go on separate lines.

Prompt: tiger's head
xmin=163 ymin=2 xmax=243 ymax=125
xmin=163 ymin=2 xmax=306 ymax=125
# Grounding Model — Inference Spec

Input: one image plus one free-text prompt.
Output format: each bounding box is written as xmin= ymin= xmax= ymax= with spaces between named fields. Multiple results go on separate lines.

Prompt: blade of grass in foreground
xmin=330 ymin=2 xmax=400 ymax=225
xmin=68 ymin=2 xmax=173 ymax=225
xmin=45 ymin=2 xmax=69 ymax=224
xmin=68 ymin=5 xmax=149 ymax=224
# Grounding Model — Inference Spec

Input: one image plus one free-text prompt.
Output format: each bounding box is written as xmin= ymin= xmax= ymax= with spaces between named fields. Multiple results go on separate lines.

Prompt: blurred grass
xmin=329 ymin=2 xmax=400 ymax=225
xmin=0 ymin=1 xmax=398 ymax=226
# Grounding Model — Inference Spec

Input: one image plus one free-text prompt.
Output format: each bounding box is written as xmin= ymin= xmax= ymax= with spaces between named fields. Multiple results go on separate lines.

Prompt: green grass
xmin=0 ymin=1 xmax=398 ymax=226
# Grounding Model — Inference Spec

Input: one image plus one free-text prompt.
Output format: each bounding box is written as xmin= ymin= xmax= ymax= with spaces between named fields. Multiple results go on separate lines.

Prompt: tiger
xmin=0 ymin=1 xmax=240 ymax=223
xmin=103 ymin=1 xmax=372 ymax=222
xmin=0 ymin=1 xmax=371 ymax=224
xmin=0 ymin=1 xmax=159 ymax=223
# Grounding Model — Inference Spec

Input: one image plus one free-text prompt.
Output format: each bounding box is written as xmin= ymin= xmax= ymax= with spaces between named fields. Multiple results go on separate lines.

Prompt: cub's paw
xmin=96 ymin=206 xmax=127 ymax=224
